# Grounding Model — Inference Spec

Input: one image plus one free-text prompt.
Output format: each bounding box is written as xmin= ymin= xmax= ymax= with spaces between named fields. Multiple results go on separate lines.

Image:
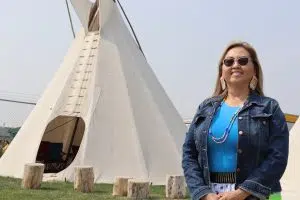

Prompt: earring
xmin=250 ymin=76 xmax=258 ymax=90
xmin=220 ymin=77 xmax=226 ymax=90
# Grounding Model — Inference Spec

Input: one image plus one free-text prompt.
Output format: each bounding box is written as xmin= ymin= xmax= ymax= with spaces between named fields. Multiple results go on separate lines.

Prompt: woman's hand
xmin=201 ymin=193 xmax=220 ymax=200
xmin=218 ymin=189 xmax=250 ymax=200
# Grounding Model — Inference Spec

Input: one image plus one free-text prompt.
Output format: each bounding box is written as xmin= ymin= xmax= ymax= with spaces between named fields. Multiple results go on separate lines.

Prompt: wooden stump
xmin=127 ymin=179 xmax=150 ymax=199
xmin=21 ymin=163 xmax=45 ymax=189
xmin=74 ymin=166 xmax=94 ymax=193
xmin=112 ymin=177 xmax=132 ymax=196
xmin=166 ymin=175 xmax=186 ymax=199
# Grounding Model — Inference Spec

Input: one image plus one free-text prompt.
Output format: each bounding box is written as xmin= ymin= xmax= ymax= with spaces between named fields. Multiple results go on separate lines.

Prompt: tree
xmin=8 ymin=127 xmax=20 ymax=138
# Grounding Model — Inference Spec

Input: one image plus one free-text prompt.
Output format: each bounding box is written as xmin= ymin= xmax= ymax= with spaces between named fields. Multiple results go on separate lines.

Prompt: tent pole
xmin=65 ymin=117 xmax=80 ymax=161
xmin=65 ymin=0 xmax=76 ymax=38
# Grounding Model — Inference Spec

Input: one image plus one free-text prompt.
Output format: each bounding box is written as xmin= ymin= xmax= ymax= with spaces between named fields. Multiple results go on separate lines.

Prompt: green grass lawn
xmin=0 ymin=176 xmax=190 ymax=200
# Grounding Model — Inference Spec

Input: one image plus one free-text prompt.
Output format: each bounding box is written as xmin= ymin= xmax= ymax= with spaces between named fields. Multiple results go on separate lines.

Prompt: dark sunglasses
xmin=223 ymin=56 xmax=251 ymax=67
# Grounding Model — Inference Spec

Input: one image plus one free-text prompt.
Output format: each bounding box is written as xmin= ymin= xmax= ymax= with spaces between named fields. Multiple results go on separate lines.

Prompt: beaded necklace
xmin=209 ymin=100 xmax=244 ymax=144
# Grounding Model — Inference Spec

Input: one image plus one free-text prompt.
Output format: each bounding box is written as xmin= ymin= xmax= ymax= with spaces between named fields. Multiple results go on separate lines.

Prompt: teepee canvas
xmin=281 ymin=118 xmax=300 ymax=199
xmin=0 ymin=0 xmax=187 ymax=184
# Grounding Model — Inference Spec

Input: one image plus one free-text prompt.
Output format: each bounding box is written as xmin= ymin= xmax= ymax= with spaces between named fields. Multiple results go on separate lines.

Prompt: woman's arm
xmin=182 ymin=104 xmax=214 ymax=200
xmin=238 ymin=102 xmax=289 ymax=199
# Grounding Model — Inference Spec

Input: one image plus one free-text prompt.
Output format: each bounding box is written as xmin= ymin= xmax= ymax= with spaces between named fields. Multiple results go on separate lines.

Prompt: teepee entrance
xmin=36 ymin=116 xmax=85 ymax=173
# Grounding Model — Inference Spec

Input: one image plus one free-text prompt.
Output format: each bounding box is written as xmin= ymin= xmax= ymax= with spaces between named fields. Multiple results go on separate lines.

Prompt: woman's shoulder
xmin=251 ymin=94 xmax=283 ymax=115
xmin=198 ymin=96 xmax=221 ymax=108
xmin=253 ymin=94 xmax=280 ymax=107
xmin=193 ymin=96 xmax=222 ymax=115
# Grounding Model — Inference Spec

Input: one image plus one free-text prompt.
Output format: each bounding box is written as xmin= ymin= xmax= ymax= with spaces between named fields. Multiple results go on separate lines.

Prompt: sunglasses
xmin=223 ymin=56 xmax=251 ymax=67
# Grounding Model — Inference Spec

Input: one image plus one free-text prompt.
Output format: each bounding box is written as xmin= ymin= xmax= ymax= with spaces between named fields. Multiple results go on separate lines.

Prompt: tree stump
xmin=127 ymin=179 xmax=150 ymax=199
xmin=21 ymin=163 xmax=45 ymax=189
xmin=74 ymin=166 xmax=94 ymax=193
xmin=166 ymin=175 xmax=186 ymax=199
xmin=112 ymin=177 xmax=132 ymax=196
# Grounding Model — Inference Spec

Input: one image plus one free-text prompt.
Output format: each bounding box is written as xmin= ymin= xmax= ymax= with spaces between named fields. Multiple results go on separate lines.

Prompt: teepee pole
xmin=66 ymin=117 xmax=80 ymax=160
xmin=65 ymin=0 xmax=76 ymax=38
xmin=0 ymin=98 xmax=36 ymax=105
xmin=116 ymin=0 xmax=145 ymax=58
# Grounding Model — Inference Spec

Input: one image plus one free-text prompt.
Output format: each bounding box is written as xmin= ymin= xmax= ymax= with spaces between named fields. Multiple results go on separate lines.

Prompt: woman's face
xmin=221 ymin=47 xmax=256 ymax=87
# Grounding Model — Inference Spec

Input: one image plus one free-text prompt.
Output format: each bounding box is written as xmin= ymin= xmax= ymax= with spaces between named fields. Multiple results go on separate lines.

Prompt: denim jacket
xmin=182 ymin=92 xmax=289 ymax=200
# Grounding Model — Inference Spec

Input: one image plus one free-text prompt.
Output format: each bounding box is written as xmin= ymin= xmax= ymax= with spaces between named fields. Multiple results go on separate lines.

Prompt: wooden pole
xmin=127 ymin=179 xmax=150 ymax=199
xmin=74 ymin=166 xmax=94 ymax=193
xmin=166 ymin=175 xmax=186 ymax=199
xmin=22 ymin=163 xmax=45 ymax=189
xmin=112 ymin=177 xmax=132 ymax=196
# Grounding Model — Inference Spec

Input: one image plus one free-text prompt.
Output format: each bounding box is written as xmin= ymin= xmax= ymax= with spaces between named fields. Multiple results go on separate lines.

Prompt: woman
xmin=182 ymin=41 xmax=289 ymax=200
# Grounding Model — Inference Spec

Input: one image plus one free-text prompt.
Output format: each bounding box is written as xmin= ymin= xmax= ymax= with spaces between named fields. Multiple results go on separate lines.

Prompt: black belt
xmin=210 ymin=172 xmax=236 ymax=183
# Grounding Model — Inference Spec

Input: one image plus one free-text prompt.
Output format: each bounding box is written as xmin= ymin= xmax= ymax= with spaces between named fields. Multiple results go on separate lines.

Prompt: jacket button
xmin=262 ymin=121 xmax=267 ymax=125
xmin=238 ymin=131 xmax=243 ymax=135
xmin=238 ymin=149 xmax=243 ymax=154
xmin=236 ymin=168 xmax=241 ymax=172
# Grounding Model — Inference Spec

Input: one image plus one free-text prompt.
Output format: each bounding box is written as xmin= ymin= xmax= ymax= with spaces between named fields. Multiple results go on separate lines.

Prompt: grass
xmin=0 ymin=176 xmax=190 ymax=200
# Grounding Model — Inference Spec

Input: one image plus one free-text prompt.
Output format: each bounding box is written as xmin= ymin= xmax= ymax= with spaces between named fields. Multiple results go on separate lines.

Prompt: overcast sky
xmin=0 ymin=0 xmax=300 ymax=127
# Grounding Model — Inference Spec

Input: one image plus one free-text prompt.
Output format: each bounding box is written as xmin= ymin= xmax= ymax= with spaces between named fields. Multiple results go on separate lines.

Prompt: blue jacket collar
xmin=208 ymin=91 xmax=264 ymax=106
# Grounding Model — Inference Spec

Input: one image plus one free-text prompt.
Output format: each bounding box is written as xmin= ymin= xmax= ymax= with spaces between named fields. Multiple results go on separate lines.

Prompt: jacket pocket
xmin=249 ymin=113 xmax=272 ymax=162
xmin=250 ymin=113 xmax=272 ymax=132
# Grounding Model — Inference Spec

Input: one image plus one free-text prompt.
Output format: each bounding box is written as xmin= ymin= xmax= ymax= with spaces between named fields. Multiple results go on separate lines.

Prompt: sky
xmin=0 ymin=0 xmax=300 ymax=127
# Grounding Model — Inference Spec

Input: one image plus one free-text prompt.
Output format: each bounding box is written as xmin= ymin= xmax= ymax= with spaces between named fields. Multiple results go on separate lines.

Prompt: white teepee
xmin=0 ymin=0 xmax=187 ymax=184
xmin=281 ymin=118 xmax=300 ymax=199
